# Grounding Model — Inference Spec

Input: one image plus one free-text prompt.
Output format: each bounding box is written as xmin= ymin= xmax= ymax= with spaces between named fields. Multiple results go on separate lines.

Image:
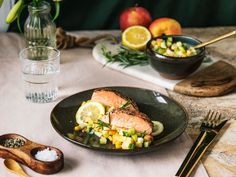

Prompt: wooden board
xmin=174 ymin=61 xmax=236 ymax=97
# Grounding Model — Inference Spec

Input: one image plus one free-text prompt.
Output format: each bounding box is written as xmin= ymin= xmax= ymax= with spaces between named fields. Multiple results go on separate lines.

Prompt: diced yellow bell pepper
xmin=115 ymin=142 xmax=122 ymax=149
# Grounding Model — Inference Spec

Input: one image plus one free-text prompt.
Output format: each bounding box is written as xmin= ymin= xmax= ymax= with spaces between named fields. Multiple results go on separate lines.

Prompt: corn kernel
xmin=74 ymin=126 xmax=81 ymax=131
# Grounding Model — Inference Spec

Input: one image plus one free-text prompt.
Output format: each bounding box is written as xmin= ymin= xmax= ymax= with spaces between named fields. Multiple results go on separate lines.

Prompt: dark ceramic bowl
xmin=146 ymin=35 xmax=205 ymax=80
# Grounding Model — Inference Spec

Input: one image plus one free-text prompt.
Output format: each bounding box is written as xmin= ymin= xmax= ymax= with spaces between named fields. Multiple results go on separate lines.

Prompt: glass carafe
xmin=24 ymin=1 xmax=56 ymax=48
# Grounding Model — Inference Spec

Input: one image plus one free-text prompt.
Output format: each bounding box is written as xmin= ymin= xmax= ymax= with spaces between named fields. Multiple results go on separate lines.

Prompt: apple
xmin=119 ymin=6 xmax=152 ymax=31
xmin=149 ymin=18 xmax=182 ymax=37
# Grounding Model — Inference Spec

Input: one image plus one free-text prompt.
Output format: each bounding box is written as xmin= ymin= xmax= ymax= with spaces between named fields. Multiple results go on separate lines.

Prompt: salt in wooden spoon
xmin=4 ymin=159 xmax=30 ymax=177
xmin=193 ymin=30 xmax=236 ymax=49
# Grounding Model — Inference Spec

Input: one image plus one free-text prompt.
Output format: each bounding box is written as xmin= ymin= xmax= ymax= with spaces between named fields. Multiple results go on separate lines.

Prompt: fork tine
xmin=203 ymin=111 xmax=223 ymax=128
xmin=209 ymin=111 xmax=218 ymax=126
xmin=203 ymin=110 xmax=213 ymax=124
xmin=213 ymin=113 xmax=222 ymax=127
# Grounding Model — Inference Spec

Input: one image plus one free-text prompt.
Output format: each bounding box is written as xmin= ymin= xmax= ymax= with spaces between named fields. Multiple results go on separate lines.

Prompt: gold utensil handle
xmin=175 ymin=131 xmax=216 ymax=177
xmin=194 ymin=30 xmax=236 ymax=49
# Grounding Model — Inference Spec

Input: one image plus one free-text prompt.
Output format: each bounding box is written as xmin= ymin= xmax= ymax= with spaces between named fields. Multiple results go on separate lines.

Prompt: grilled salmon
xmin=91 ymin=89 xmax=138 ymax=111
xmin=101 ymin=109 xmax=153 ymax=135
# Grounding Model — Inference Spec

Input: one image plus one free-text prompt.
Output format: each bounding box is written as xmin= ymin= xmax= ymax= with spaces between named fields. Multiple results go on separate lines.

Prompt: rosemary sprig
xmin=101 ymin=46 xmax=149 ymax=68
xmin=97 ymin=120 xmax=110 ymax=128
xmin=120 ymin=100 xmax=131 ymax=109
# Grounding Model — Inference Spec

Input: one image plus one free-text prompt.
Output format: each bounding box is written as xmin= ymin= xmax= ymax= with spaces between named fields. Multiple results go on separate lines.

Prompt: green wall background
xmin=8 ymin=0 xmax=236 ymax=32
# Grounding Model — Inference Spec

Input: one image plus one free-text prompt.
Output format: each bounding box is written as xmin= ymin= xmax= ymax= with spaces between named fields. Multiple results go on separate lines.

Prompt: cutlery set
xmin=176 ymin=111 xmax=228 ymax=177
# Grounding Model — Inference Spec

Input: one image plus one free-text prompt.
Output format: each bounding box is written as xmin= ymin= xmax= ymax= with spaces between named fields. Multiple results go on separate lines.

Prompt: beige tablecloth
xmin=0 ymin=32 xmax=208 ymax=177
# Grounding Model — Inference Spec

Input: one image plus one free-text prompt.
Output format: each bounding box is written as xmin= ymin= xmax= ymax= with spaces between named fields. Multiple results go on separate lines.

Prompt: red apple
xmin=149 ymin=18 xmax=182 ymax=37
xmin=119 ymin=6 xmax=152 ymax=31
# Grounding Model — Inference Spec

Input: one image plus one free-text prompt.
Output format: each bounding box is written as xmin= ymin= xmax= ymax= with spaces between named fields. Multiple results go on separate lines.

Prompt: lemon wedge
xmin=76 ymin=101 xmax=105 ymax=125
xmin=152 ymin=121 xmax=164 ymax=136
xmin=122 ymin=25 xmax=152 ymax=50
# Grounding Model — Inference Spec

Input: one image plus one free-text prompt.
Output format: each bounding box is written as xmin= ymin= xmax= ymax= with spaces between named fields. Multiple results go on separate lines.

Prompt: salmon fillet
xmin=91 ymin=89 xmax=138 ymax=111
xmin=101 ymin=109 xmax=153 ymax=135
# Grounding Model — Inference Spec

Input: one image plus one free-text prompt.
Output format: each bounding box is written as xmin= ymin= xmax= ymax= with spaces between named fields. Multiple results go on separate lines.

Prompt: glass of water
xmin=19 ymin=46 xmax=60 ymax=103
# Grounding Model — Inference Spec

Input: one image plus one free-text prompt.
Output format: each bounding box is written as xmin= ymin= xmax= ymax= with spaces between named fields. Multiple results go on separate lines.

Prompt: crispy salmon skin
xmin=91 ymin=88 xmax=138 ymax=111
xmin=101 ymin=109 xmax=153 ymax=135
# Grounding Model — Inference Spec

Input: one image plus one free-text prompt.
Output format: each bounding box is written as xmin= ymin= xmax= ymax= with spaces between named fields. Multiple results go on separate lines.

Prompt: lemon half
xmin=76 ymin=101 xmax=105 ymax=125
xmin=122 ymin=25 xmax=152 ymax=50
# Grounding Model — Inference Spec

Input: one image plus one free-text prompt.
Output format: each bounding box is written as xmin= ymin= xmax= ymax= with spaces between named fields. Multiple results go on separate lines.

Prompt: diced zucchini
xmin=128 ymin=128 xmax=136 ymax=135
xmin=160 ymin=41 xmax=167 ymax=48
xmin=123 ymin=131 xmax=131 ymax=137
xmin=102 ymin=131 xmax=109 ymax=138
xmin=176 ymin=41 xmax=182 ymax=47
xmin=171 ymin=43 xmax=177 ymax=50
xmin=167 ymin=41 xmax=172 ymax=47
xmin=95 ymin=131 xmax=102 ymax=137
xmin=128 ymin=143 xmax=136 ymax=150
xmin=157 ymin=48 xmax=166 ymax=55
xmin=137 ymin=137 xmax=144 ymax=144
xmin=167 ymin=37 xmax=173 ymax=42
xmin=99 ymin=136 xmax=107 ymax=144
xmin=179 ymin=46 xmax=186 ymax=53
xmin=131 ymin=134 xmax=138 ymax=142
xmin=144 ymin=141 xmax=150 ymax=148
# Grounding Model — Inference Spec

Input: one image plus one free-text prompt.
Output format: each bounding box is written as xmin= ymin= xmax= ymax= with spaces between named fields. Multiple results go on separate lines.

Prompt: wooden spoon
xmin=193 ymin=30 xmax=236 ymax=49
xmin=4 ymin=159 xmax=30 ymax=177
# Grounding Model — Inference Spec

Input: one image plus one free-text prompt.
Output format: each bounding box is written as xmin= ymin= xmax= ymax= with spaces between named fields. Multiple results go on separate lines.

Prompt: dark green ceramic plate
xmin=51 ymin=87 xmax=188 ymax=155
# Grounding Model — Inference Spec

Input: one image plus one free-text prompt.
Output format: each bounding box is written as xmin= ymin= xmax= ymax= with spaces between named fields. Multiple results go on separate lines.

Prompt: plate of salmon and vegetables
xmin=51 ymin=87 xmax=188 ymax=155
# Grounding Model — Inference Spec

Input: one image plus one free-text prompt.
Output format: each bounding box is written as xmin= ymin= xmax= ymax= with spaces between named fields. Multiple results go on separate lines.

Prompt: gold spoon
xmin=193 ymin=30 xmax=236 ymax=49
xmin=4 ymin=159 xmax=30 ymax=177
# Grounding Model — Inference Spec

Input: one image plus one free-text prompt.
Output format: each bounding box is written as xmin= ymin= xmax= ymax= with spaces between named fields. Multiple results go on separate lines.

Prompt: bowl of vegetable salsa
xmin=146 ymin=35 xmax=205 ymax=80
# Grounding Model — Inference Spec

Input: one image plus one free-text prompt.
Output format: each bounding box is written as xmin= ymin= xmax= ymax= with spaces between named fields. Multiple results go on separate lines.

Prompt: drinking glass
xmin=19 ymin=46 xmax=60 ymax=103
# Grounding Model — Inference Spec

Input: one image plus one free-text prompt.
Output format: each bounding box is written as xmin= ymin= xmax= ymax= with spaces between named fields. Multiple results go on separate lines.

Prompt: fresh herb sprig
xmin=101 ymin=46 xmax=149 ymax=68
xmin=120 ymin=100 xmax=131 ymax=109
xmin=97 ymin=120 xmax=110 ymax=128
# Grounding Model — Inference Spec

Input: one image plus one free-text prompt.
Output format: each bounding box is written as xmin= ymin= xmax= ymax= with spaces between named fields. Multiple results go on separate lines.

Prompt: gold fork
xmin=175 ymin=111 xmax=228 ymax=177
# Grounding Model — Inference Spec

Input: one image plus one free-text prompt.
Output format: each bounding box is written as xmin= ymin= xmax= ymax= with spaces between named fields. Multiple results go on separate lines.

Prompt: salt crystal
xmin=35 ymin=148 xmax=58 ymax=162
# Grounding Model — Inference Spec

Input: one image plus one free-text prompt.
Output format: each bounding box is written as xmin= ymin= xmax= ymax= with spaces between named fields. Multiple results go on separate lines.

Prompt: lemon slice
xmin=152 ymin=121 xmax=164 ymax=136
xmin=76 ymin=101 xmax=105 ymax=125
xmin=122 ymin=25 xmax=152 ymax=50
